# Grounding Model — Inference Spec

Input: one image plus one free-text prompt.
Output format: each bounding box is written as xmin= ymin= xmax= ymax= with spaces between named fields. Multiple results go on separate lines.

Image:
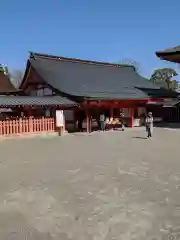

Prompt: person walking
xmin=105 ymin=116 xmax=109 ymax=131
xmin=145 ymin=112 xmax=153 ymax=138
xmin=99 ymin=113 xmax=105 ymax=131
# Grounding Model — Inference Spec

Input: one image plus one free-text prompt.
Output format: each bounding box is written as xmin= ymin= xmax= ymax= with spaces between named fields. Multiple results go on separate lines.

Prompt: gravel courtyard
xmin=0 ymin=128 xmax=180 ymax=239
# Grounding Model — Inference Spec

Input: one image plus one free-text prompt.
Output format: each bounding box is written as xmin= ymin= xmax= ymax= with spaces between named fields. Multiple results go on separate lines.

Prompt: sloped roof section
xmin=156 ymin=45 xmax=180 ymax=63
xmin=22 ymin=52 xmax=178 ymax=100
xmin=29 ymin=52 xmax=137 ymax=69
xmin=0 ymin=72 xmax=18 ymax=93
xmin=30 ymin=58 xmax=151 ymax=100
xmin=156 ymin=45 xmax=180 ymax=55
xmin=0 ymin=95 xmax=77 ymax=107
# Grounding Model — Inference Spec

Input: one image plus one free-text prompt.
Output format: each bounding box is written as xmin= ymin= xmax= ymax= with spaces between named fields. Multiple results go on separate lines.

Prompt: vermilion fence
xmin=0 ymin=117 xmax=55 ymax=137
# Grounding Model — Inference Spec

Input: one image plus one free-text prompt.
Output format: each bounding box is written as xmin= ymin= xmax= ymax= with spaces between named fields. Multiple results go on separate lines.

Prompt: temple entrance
xmin=74 ymin=106 xmax=135 ymax=133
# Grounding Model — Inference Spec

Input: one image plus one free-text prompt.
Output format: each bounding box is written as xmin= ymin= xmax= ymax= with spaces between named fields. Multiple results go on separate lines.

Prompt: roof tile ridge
xmin=29 ymin=52 xmax=135 ymax=69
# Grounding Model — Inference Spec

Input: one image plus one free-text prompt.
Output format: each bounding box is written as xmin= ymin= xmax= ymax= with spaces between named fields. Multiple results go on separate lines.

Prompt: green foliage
xmin=170 ymin=80 xmax=179 ymax=90
xmin=0 ymin=65 xmax=8 ymax=74
xmin=150 ymin=68 xmax=178 ymax=90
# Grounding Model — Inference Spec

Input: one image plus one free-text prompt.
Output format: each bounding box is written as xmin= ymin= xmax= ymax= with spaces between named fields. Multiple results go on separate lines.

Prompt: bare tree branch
xmin=114 ymin=58 xmax=142 ymax=74
xmin=9 ymin=70 xmax=24 ymax=88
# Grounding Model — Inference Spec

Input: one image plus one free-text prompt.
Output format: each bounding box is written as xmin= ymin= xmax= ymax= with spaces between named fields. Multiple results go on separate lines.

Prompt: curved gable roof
xmin=22 ymin=52 xmax=178 ymax=100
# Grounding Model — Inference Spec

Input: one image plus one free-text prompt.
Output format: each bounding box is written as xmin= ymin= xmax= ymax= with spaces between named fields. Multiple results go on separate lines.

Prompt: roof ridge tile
xmin=29 ymin=52 xmax=135 ymax=69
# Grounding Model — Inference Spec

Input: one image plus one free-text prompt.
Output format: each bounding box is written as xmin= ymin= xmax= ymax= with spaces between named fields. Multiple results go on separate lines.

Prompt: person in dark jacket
xmin=99 ymin=113 xmax=105 ymax=131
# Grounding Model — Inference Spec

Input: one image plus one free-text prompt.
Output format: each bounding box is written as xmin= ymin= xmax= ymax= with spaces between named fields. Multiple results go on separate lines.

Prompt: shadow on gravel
xmin=132 ymin=136 xmax=147 ymax=140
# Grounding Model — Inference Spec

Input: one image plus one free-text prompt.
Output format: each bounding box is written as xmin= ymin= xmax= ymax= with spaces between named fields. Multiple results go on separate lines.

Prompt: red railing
xmin=0 ymin=117 xmax=55 ymax=137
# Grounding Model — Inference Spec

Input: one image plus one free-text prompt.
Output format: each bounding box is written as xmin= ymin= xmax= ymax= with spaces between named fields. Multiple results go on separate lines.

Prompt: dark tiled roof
xmin=156 ymin=45 xmax=180 ymax=56
xmin=27 ymin=53 xmax=169 ymax=100
xmin=156 ymin=45 xmax=180 ymax=63
xmin=174 ymin=100 xmax=180 ymax=107
xmin=0 ymin=96 xmax=77 ymax=107
xmin=0 ymin=72 xmax=18 ymax=93
xmin=138 ymin=87 xmax=178 ymax=98
xmin=29 ymin=52 xmax=137 ymax=69
xmin=160 ymin=99 xmax=180 ymax=107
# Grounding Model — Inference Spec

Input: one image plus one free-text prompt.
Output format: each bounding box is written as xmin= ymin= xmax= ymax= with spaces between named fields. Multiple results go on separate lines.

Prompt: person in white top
xmin=145 ymin=112 xmax=153 ymax=138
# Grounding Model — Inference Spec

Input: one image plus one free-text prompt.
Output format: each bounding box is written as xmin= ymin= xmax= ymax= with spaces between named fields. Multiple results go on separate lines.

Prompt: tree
xmin=170 ymin=79 xmax=179 ymax=90
xmin=116 ymin=58 xmax=141 ymax=74
xmin=150 ymin=68 xmax=178 ymax=90
xmin=0 ymin=65 xmax=8 ymax=75
xmin=9 ymin=70 xmax=24 ymax=88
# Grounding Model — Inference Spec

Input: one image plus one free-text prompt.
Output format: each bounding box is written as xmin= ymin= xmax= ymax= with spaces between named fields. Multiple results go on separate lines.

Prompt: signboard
xmin=56 ymin=110 xmax=64 ymax=127
xmin=122 ymin=108 xmax=131 ymax=117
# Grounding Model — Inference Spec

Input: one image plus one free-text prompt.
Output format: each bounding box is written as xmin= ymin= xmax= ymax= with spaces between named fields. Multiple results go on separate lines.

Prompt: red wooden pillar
xmin=86 ymin=108 xmax=89 ymax=133
xmin=28 ymin=109 xmax=33 ymax=132
xmin=110 ymin=108 xmax=114 ymax=119
xmin=130 ymin=107 xmax=134 ymax=128
xmin=28 ymin=107 xmax=33 ymax=117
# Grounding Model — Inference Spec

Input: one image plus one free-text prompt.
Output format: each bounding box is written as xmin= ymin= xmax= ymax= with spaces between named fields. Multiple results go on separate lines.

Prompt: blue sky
xmin=0 ymin=0 xmax=180 ymax=78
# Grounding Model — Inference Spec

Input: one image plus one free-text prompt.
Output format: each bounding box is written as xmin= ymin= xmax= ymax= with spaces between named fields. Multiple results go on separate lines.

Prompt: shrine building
xmin=19 ymin=52 xmax=178 ymax=132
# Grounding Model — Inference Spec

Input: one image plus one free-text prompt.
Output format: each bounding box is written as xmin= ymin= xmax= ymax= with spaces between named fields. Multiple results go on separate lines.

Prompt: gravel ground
xmin=0 ymin=128 xmax=180 ymax=239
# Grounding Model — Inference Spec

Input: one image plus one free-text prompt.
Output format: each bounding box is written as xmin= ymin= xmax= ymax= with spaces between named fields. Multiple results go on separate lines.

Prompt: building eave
xmin=156 ymin=45 xmax=180 ymax=63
